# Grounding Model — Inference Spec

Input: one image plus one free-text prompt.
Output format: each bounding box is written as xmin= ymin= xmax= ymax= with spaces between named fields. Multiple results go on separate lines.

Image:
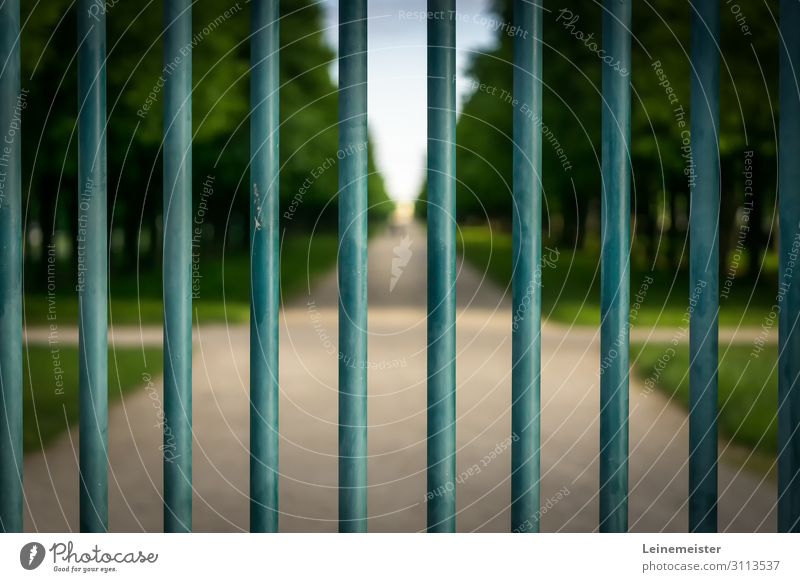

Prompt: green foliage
xmin=20 ymin=0 xmax=390 ymax=288
xmin=431 ymin=0 xmax=778 ymax=268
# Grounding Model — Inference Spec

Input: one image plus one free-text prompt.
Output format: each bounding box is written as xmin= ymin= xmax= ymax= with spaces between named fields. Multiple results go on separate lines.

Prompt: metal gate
xmin=0 ymin=0 xmax=799 ymax=534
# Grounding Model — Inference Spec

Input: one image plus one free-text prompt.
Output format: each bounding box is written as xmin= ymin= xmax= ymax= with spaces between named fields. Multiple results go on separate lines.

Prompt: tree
xmin=20 ymin=0 xmax=391 ymax=289
xmin=428 ymin=0 xmax=779 ymax=277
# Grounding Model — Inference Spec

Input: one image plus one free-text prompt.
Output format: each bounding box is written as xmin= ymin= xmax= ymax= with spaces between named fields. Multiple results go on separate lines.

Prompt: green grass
xmin=632 ymin=342 xmax=778 ymax=456
xmin=25 ymin=233 xmax=338 ymax=325
xmin=23 ymin=345 xmax=162 ymax=452
xmin=21 ymin=232 xmax=337 ymax=452
xmin=458 ymin=225 xmax=778 ymax=327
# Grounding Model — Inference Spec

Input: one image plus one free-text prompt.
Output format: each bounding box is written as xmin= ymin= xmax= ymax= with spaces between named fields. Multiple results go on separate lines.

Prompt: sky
xmin=321 ymin=0 xmax=499 ymax=202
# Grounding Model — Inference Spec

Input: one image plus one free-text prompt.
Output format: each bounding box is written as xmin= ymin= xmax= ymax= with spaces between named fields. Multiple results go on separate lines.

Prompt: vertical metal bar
xmin=599 ymin=0 xmax=631 ymax=533
xmin=427 ymin=0 xmax=456 ymax=533
xmin=77 ymin=0 xmax=108 ymax=533
xmin=338 ymin=0 xmax=368 ymax=533
xmin=0 ymin=0 xmax=22 ymax=534
xmin=163 ymin=0 xmax=192 ymax=533
xmin=688 ymin=0 xmax=719 ymax=534
xmin=779 ymin=0 xmax=800 ymax=534
xmin=511 ymin=0 xmax=542 ymax=534
xmin=250 ymin=0 xmax=280 ymax=533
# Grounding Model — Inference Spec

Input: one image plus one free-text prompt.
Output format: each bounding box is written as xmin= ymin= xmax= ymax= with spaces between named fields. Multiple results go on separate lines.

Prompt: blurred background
xmin=18 ymin=0 xmax=785 ymax=530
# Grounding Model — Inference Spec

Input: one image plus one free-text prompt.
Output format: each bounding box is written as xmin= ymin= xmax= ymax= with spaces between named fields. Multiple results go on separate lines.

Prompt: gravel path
xmin=22 ymin=223 xmax=778 ymax=532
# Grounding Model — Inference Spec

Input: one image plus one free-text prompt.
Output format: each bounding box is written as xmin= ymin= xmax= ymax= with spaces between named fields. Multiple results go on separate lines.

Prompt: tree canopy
xmin=20 ymin=0 xmax=390 ymax=283
xmin=420 ymin=0 xmax=779 ymax=271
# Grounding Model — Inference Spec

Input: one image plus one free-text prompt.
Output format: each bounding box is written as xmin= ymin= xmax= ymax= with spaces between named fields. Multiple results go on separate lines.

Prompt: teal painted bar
xmin=163 ymin=0 xmax=192 ymax=533
xmin=688 ymin=0 xmax=719 ymax=534
xmin=599 ymin=0 xmax=631 ymax=533
xmin=250 ymin=0 xmax=280 ymax=533
xmin=338 ymin=0 xmax=368 ymax=533
xmin=779 ymin=0 xmax=800 ymax=533
xmin=0 ymin=0 xmax=22 ymax=534
xmin=511 ymin=0 xmax=542 ymax=534
xmin=77 ymin=0 xmax=108 ymax=533
xmin=427 ymin=0 xmax=456 ymax=533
